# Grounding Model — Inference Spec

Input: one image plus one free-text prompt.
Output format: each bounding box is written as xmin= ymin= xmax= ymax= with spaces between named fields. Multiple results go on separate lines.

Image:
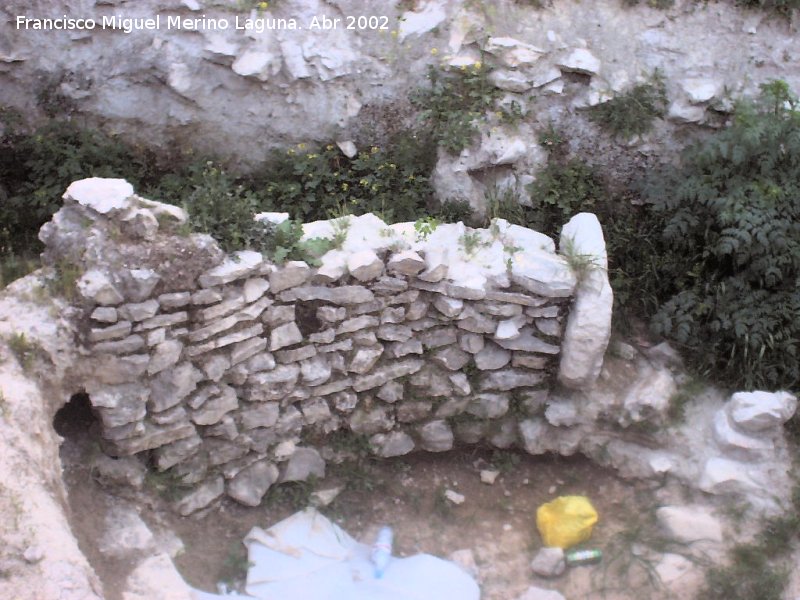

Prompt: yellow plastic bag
xmin=536 ymin=496 xmax=598 ymax=549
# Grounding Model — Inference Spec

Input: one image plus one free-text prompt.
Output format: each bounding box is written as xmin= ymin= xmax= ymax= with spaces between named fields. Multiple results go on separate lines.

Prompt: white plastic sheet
xmin=190 ymin=508 xmax=480 ymax=600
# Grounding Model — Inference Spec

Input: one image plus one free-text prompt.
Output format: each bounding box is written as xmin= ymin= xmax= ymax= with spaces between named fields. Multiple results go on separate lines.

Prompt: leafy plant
xmin=460 ymin=230 xmax=485 ymax=256
xmin=434 ymin=198 xmax=473 ymax=224
xmin=414 ymin=216 xmax=439 ymax=241
xmin=641 ymin=80 xmax=800 ymax=389
xmin=588 ymin=71 xmax=667 ymax=139
xmin=258 ymin=219 xmax=333 ymax=266
xmin=411 ymin=62 xmax=500 ymax=154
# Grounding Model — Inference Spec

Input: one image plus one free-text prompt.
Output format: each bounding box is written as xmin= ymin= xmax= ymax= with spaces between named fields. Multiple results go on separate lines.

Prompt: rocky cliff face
xmin=2 ymin=0 xmax=798 ymax=199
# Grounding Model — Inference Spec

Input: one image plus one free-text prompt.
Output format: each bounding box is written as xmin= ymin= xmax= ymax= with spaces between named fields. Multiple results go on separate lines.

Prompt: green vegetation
xmin=414 ymin=216 xmax=439 ymax=241
xmin=6 ymin=332 xmax=39 ymax=371
xmin=411 ymin=62 xmax=500 ymax=154
xmin=588 ymin=72 xmax=668 ymax=139
xmin=698 ymin=484 xmax=800 ymax=600
xmin=641 ymin=80 xmax=800 ymax=389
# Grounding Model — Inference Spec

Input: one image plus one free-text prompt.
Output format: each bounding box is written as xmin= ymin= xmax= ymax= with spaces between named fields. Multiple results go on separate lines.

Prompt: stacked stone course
xmin=41 ymin=178 xmax=612 ymax=514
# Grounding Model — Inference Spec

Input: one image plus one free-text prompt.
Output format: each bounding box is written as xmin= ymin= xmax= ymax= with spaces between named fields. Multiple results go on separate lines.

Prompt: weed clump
xmin=588 ymin=72 xmax=667 ymax=139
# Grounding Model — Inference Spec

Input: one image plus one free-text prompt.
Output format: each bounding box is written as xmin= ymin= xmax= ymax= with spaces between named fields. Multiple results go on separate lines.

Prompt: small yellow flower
xmin=460 ymin=64 xmax=467 ymax=71
xmin=389 ymin=163 xmax=396 ymax=169
xmin=306 ymin=153 xmax=318 ymax=159
xmin=258 ymin=1 xmax=269 ymax=9
xmin=298 ymin=143 xmax=306 ymax=149
xmin=391 ymin=30 xmax=398 ymax=38
xmin=371 ymin=146 xmax=379 ymax=154
xmin=360 ymin=178 xmax=369 ymax=186
xmin=474 ymin=61 xmax=482 ymax=70
xmin=430 ymin=48 xmax=439 ymax=55
xmin=342 ymin=183 xmax=349 ymax=191
xmin=326 ymin=144 xmax=334 ymax=151
xmin=287 ymin=148 xmax=296 ymax=155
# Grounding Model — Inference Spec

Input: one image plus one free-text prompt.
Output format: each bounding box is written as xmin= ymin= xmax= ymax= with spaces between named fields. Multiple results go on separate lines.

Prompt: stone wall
xmin=41 ymin=177 xmax=611 ymax=513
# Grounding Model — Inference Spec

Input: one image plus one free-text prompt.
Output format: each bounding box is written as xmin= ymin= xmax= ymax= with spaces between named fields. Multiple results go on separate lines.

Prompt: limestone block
xmin=408 ymin=365 xmax=453 ymax=396
xmin=191 ymin=385 xmax=238 ymax=426
xmin=727 ymin=391 xmax=797 ymax=432
xmin=474 ymin=343 xmax=512 ymax=370
xmin=95 ymin=354 xmax=150 ymax=384
xmin=495 ymin=328 xmax=560 ymax=354
xmin=467 ymin=393 xmax=510 ymax=419
xmin=681 ymin=77 xmax=721 ymax=103
xmin=315 ymin=250 xmax=348 ymax=283
xmin=489 ymin=69 xmax=533 ymax=92
xmin=198 ymin=293 xmax=246 ymax=322
xmin=63 ymin=177 xmax=133 ymax=214
xmin=481 ymin=369 xmax=546 ymax=391
xmin=377 ymin=380 xmax=404 ymax=403
xmin=484 ymin=37 xmax=545 ymax=68
xmin=376 ymin=324 xmax=413 ymax=342
xmin=698 ymin=457 xmax=759 ymax=495
xmin=433 ymin=296 xmax=464 ymax=318
xmin=372 ymin=277 xmax=408 ymax=295
xmin=154 ymin=434 xmax=202 ymax=471
xmin=350 ymin=405 xmax=394 ymax=435
xmin=530 ymin=547 xmax=565 ymax=578
xmin=712 ymin=410 xmax=774 ymax=458
xmin=89 ymin=321 xmax=133 ymax=342
xmin=122 ymin=552 xmax=193 ymax=600
xmin=151 ymin=405 xmax=188 ymax=426
xmin=137 ymin=312 xmax=188 ymax=331
xmin=347 ymin=250 xmax=384 ymax=282
xmin=239 ymin=402 xmax=280 ymax=430
xmin=149 ymin=363 xmax=202 ymax=412
xmin=280 ymin=447 xmax=325 ymax=482
xmin=118 ymin=300 xmax=159 ymax=322
xmin=227 ymin=460 xmax=279 ymax=507
xmin=348 ymin=345 xmax=384 ymax=374
xmin=331 ymin=390 xmax=358 ymax=413
xmin=191 ymin=288 xmax=223 ymax=305
xmin=123 ymin=268 xmax=160 ymax=302
xmin=317 ymin=306 xmax=346 ymax=323
xmin=198 ymin=250 xmax=263 ymax=287
xmin=435 ymin=396 xmax=471 ymax=418
xmin=510 ymin=251 xmax=576 ymax=298
xmin=556 ymin=48 xmax=601 ymax=75
xmin=230 ymin=337 xmax=267 ymax=366
xmin=558 ymin=213 xmax=613 ymax=389
xmin=398 ymin=1 xmax=446 ymax=40
xmin=495 ymin=319 xmax=521 ymax=341
xmin=478 ymin=301 xmax=523 ymax=317
xmin=78 ymin=269 xmax=124 ymax=305
xmin=386 ymin=339 xmax=424 ymax=358
xmin=270 ymin=322 xmax=303 ymax=350
xmin=91 ymin=454 xmax=146 ymax=489
xmin=449 ymin=373 xmax=471 ymax=396
xmin=147 ymin=340 xmax=183 ymax=375
xmin=418 ymin=420 xmax=454 ymax=452
xmin=269 ymin=261 xmax=310 ymax=293
xmin=431 ymin=346 xmax=471 ymax=371
xmin=418 ymin=327 xmax=459 ymax=349
xmin=668 ymin=101 xmax=705 ymax=123
xmin=300 ymin=397 xmax=331 ymax=425
xmin=459 ymin=332 xmax=485 ymax=354
xmin=279 ymin=285 xmax=374 ymax=305
xmin=370 ymin=431 xmax=415 ymax=457
xmin=158 ymin=292 xmax=191 ymax=309
xmin=91 ymin=306 xmax=118 ymax=323
xmin=381 ymin=307 xmax=406 ymax=324
xmin=94 ymin=386 xmax=149 ymax=428
xmin=104 ymin=422 xmax=196 ymax=456
xmin=387 ymin=250 xmax=426 ymax=276
xmin=275 ymin=345 xmax=317 ymax=363
xmin=300 ymin=354 xmax=332 ymax=386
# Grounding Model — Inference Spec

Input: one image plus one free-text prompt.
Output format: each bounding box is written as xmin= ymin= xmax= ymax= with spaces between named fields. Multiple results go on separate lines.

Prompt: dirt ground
xmin=57 ymin=394 xmax=722 ymax=600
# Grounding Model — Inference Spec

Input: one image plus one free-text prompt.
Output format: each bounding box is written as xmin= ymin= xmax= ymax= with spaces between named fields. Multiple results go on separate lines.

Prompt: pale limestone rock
xmin=348 ymin=346 xmax=384 ymax=374
xmin=377 ymin=380 xmax=404 ymax=403
xmin=301 ymin=354 xmax=332 ymax=386
xmin=558 ymin=213 xmax=612 ymax=389
xmin=147 ymin=340 xmax=183 ymax=375
xmin=63 ymin=177 xmax=134 ymax=214
xmin=511 ymin=251 xmax=576 ymax=298
xmin=481 ymin=369 xmax=545 ymax=391
xmin=459 ymin=332 xmax=485 ymax=354
xmin=118 ymin=300 xmax=159 ymax=322
xmin=467 ymin=393 xmax=509 ymax=419
xmin=681 ymin=77 xmax=721 ymax=103
xmin=668 ymin=101 xmax=706 ymax=123
xmin=175 ymin=476 xmax=224 ymax=516
xmin=656 ymin=506 xmax=723 ymax=543
xmin=419 ymin=420 xmax=454 ymax=452
xmin=495 ymin=319 xmax=521 ymax=341
xmin=347 ymin=249 xmax=384 ymax=281
xmin=232 ymin=49 xmax=280 ymax=80
xmin=239 ymin=403 xmax=280 ymax=430
xmin=315 ymin=249 xmax=348 ymax=283
xmin=370 ymin=431 xmax=415 ymax=457
xmin=489 ymin=69 xmax=533 ymax=92
xmin=149 ymin=363 xmax=202 ymax=412
xmin=444 ymin=489 xmax=465 ymax=504
xmin=280 ymin=447 xmax=325 ymax=482
xmin=300 ymin=397 xmax=331 ymax=425
xmin=556 ymin=48 xmax=601 ymax=75
xmin=727 ymin=391 xmax=797 ymax=432
xmin=387 ymin=250 xmax=426 ymax=276
xmin=317 ymin=306 xmax=346 ymax=323
xmin=279 ymin=285 xmax=374 ymax=305
xmin=154 ymin=435 xmax=202 ymax=471
xmin=191 ymin=385 xmax=237 ymax=426
xmin=530 ymin=546 xmax=566 ymax=578
xmin=495 ymin=328 xmax=559 ymax=354
xmin=89 ymin=321 xmax=132 ymax=342
xmin=78 ymin=270 xmax=124 ymax=305
xmin=376 ymin=324 xmax=413 ymax=342
xmin=350 ymin=405 xmax=394 ymax=435
xmin=712 ymin=410 xmax=774 ymax=458
xmin=268 ymin=261 xmax=310 ymax=293
xmin=336 ymin=140 xmax=357 ymax=158
xmin=199 ymin=251 xmax=263 ymax=287
xmin=398 ymin=0 xmax=447 ymax=40
xmin=431 ymin=346 xmax=471 ymax=371
xmin=270 ymin=322 xmax=303 ymax=350
xmin=91 ymin=306 xmax=118 ymax=323
xmin=434 ymin=295 xmax=464 ymax=318
xmin=227 ymin=460 xmax=279 ymax=506
xmin=243 ymin=277 xmax=270 ymax=302
xmin=474 ymin=343 xmax=512 ymax=370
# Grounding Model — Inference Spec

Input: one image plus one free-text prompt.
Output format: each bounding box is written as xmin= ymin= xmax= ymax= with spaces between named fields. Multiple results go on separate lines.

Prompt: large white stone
xmin=681 ymin=77 xmax=721 ymax=103
xmin=198 ymin=251 xmax=263 ymax=287
xmin=64 ymin=178 xmax=134 ymax=214
xmin=558 ymin=213 xmax=612 ymax=389
xmin=398 ymin=0 xmax=447 ymax=40
xmin=727 ymin=391 xmax=797 ymax=432
xmin=347 ymin=249 xmax=384 ymax=282
xmin=556 ymin=48 xmax=601 ymax=75
xmin=698 ymin=457 xmax=758 ymax=495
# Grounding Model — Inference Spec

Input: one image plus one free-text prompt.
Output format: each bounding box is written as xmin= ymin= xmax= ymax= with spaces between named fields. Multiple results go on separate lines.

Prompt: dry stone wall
xmin=41 ymin=177 xmax=611 ymax=513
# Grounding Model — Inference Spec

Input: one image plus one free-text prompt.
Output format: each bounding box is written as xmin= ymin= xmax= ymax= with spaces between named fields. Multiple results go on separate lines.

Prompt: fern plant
xmin=642 ymin=80 xmax=800 ymax=389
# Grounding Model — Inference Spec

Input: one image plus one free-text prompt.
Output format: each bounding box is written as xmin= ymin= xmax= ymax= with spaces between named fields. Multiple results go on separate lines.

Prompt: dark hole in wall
xmin=53 ymin=392 xmax=98 ymax=440
xmin=295 ymin=301 xmax=324 ymax=336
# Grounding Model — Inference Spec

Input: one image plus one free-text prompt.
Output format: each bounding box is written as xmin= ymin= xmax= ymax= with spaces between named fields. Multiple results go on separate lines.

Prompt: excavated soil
xmin=58 ymin=398 xmax=719 ymax=600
